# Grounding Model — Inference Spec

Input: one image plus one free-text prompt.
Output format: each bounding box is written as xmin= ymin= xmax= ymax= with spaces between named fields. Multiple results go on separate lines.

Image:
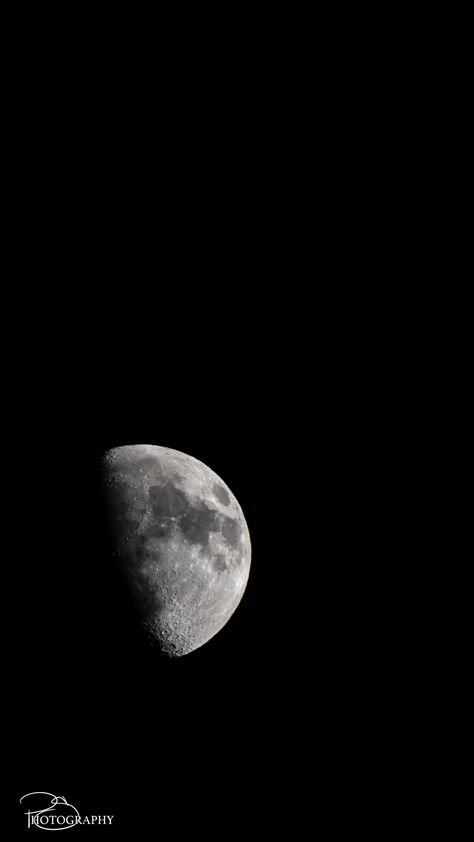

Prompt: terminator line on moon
xmin=101 ymin=444 xmax=251 ymax=656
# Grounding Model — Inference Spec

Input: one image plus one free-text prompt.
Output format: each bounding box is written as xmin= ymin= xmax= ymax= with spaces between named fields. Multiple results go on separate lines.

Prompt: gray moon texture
xmin=100 ymin=444 xmax=251 ymax=657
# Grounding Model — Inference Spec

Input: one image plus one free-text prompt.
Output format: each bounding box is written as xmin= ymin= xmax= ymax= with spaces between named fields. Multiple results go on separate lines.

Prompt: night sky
xmin=10 ymin=8 xmax=469 ymax=839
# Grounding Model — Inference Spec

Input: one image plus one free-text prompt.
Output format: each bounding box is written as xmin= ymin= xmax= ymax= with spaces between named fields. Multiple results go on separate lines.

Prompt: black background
xmin=10 ymin=7 xmax=470 ymax=839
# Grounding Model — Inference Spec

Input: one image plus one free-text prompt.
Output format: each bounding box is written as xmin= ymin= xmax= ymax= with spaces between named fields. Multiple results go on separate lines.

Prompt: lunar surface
xmin=100 ymin=444 xmax=251 ymax=657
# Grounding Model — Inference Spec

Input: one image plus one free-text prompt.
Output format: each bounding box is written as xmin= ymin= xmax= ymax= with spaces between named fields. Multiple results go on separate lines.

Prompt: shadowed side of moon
xmin=100 ymin=444 xmax=251 ymax=657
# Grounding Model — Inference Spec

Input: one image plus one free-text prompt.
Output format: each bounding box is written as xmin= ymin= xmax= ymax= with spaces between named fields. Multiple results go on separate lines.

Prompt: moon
xmin=100 ymin=444 xmax=251 ymax=657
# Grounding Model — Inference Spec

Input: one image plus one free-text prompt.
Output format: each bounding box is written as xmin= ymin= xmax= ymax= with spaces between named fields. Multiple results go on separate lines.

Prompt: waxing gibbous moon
xmin=100 ymin=444 xmax=251 ymax=657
